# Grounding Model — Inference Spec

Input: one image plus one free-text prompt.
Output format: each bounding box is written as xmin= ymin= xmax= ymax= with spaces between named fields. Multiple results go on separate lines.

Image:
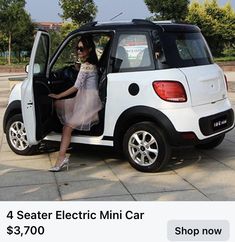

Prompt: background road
xmin=0 ymin=73 xmax=235 ymax=201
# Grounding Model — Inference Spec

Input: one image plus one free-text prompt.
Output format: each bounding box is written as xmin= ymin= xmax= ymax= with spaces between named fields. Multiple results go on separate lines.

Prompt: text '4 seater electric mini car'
xmin=3 ymin=19 xmax=234 ymax=172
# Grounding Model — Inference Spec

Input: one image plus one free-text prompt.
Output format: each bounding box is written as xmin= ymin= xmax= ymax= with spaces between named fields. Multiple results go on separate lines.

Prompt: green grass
xmin=214 ymin=56 xmax=235 ymax=62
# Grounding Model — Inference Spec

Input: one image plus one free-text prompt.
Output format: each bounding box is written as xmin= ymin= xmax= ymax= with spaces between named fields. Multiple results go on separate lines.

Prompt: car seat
xmin=116 ymin=46 xmax=130 ymax=69
xmin=140 ymin=48 xmax=151 ymax=67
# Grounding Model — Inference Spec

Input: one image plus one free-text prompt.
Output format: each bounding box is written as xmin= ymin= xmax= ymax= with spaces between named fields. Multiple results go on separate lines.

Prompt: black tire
xmin=6 ymin=114 xmax=38 ymax=155
xmin=196 ymin=134 xmax=225 ymax=150
xmin=123 ymin=122 xmax=171 ymax=172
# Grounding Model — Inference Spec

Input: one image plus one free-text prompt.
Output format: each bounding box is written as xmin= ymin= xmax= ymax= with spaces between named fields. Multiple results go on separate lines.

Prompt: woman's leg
xmin=56 ymin=125 xmax=73 ymax=165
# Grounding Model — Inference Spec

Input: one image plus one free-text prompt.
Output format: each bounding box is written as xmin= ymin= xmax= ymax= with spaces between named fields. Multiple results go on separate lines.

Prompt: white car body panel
xmin=179 ymin=64 xmax=227 ymax=107
xmin=103 ymin=68 xmax=190 ymax=137
xmin=8 ymin=82 xmax=22 ymax=104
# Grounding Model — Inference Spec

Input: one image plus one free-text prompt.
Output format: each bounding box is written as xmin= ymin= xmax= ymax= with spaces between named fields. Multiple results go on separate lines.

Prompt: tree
xmin=186 ymin=0 xmax=235 ymax=56
xmin=0 ymin=31 xmax=7 ymax=52
xmin=12 ymin=13 xmax=36 ymax=62
xmin=144 ymin=0 xmax=189 ymax=22
xmin=0 ymin=0 xmax=28 ymax=64
xmin=60 ymin=22 xmax=78 ymax=38
xmin=59 ymin=0 xmax=97 ymax=26
xmin=48 ymin=22 xmax=77 ymax=55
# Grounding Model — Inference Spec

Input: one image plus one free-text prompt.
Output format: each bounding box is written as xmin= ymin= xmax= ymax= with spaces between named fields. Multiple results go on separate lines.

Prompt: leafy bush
xmin=223 ymin=48 xmax=235 ymax=57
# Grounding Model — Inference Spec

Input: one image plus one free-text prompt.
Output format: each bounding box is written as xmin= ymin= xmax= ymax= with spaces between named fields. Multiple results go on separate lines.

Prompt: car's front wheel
xmin=123 ymin=122 xmax=171 ymax=172
xmin=6 ymin=114 xmax=38 ymax=155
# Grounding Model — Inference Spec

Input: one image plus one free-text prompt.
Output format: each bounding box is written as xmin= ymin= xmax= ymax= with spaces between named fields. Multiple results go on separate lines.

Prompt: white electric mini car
xmin=3 ymin=19 xmax=234 ymax=172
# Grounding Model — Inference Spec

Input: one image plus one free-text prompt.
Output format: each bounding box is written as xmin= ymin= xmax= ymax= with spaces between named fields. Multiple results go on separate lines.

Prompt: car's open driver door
xmin=21 ymin=31 xmax=53 ymax=146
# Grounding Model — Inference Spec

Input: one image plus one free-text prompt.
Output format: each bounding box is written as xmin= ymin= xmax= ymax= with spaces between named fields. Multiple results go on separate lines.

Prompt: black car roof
xmin=68 ymin=19 xmax=200 ymax=36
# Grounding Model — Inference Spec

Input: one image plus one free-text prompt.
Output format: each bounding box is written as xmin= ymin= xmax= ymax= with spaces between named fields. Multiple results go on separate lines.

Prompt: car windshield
xmin=158 ymin=32 xmax=213 ymax=68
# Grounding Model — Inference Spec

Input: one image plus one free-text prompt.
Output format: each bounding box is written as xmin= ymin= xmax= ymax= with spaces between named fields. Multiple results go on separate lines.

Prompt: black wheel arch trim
xmin=113 ymin=106 xmax=181 ymax=147
xmin=3 ymin=100 xmax=22 ymax=133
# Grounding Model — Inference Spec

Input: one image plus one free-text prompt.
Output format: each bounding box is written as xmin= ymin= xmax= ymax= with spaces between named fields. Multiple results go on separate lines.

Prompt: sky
xmin=25 ymin=0 xmax=235 ymax=22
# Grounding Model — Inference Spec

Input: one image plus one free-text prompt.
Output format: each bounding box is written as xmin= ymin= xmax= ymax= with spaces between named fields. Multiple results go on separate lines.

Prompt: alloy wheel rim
xmin=128 ymin=130 xmax=159 ymax=166
xmin=9 ymin=121 xmax=29 ymax=151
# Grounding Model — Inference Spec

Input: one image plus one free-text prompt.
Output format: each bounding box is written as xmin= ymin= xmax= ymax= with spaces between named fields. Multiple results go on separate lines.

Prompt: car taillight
xmin=153 ymin=81 xmax=187 ymax=102
xmin=224 ymin=74 xmax=228 ymax=91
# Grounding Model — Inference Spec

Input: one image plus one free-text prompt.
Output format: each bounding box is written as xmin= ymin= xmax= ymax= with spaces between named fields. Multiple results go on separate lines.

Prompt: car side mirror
xmin=25 ymin=63 xmax=41 ymax=74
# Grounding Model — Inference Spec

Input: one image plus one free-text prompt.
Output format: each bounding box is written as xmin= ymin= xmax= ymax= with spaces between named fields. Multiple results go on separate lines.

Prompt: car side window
xmin=51 ymin=38 xmax=78 ymax=73
xmin=51 ymin=34 xmax=111 ymax=73
xmin=113 ymin=33 xmax=153 ymax=72
xmin=33 ymin=34 xmax=49 ymax=76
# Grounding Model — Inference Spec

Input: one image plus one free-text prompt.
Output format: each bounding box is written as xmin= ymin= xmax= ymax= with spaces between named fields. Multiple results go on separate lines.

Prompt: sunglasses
xmin=77 ymin=46 xmax=85 ymax=52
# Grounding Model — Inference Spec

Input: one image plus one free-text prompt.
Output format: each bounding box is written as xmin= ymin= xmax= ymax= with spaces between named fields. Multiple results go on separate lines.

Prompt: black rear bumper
xmin=199 ymin=109 xmax=234 ymax=136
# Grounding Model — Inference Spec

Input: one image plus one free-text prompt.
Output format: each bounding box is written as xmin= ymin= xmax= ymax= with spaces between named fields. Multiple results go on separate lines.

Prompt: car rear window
xmin=157 ymin=32 xmax=213 ymax=68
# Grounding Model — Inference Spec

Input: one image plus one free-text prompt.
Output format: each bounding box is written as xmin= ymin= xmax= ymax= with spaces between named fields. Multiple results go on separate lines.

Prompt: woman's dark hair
xmin=77 ymin=35 xmax=98 ymax=65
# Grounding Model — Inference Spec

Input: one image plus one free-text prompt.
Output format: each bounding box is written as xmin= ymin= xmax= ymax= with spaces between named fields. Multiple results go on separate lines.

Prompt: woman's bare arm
xmin=49 ymin=86 xmax=77 ymax=99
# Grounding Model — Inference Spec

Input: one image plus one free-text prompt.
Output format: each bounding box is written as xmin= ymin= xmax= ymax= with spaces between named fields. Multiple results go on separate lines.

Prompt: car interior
xmin=47 ymin=33 xmax=113 ymax=137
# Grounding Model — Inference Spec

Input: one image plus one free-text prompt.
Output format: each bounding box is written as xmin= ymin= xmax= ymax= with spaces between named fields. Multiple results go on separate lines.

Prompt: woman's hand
xmin=48 ymin=93 xmax=60 ymax=99
xmin=48 ymin=86 xmax=77 ymax=100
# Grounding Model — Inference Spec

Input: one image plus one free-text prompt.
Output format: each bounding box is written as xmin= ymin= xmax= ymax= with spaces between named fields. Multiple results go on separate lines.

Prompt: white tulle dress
xmin=55 ymin=63 xmax=102 ymax=131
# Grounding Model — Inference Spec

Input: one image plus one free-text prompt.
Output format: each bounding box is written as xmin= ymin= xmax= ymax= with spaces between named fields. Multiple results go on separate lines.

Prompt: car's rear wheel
xmin=6 ymin=114 xmax=38 ymax=155
xmin=123 ymin=122 xmax=171 ymax=172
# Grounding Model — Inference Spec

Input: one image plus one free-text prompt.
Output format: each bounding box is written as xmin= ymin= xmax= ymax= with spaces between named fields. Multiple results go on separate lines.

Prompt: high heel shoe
xmin=49 ymin=157 xmax=70 ymax=172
